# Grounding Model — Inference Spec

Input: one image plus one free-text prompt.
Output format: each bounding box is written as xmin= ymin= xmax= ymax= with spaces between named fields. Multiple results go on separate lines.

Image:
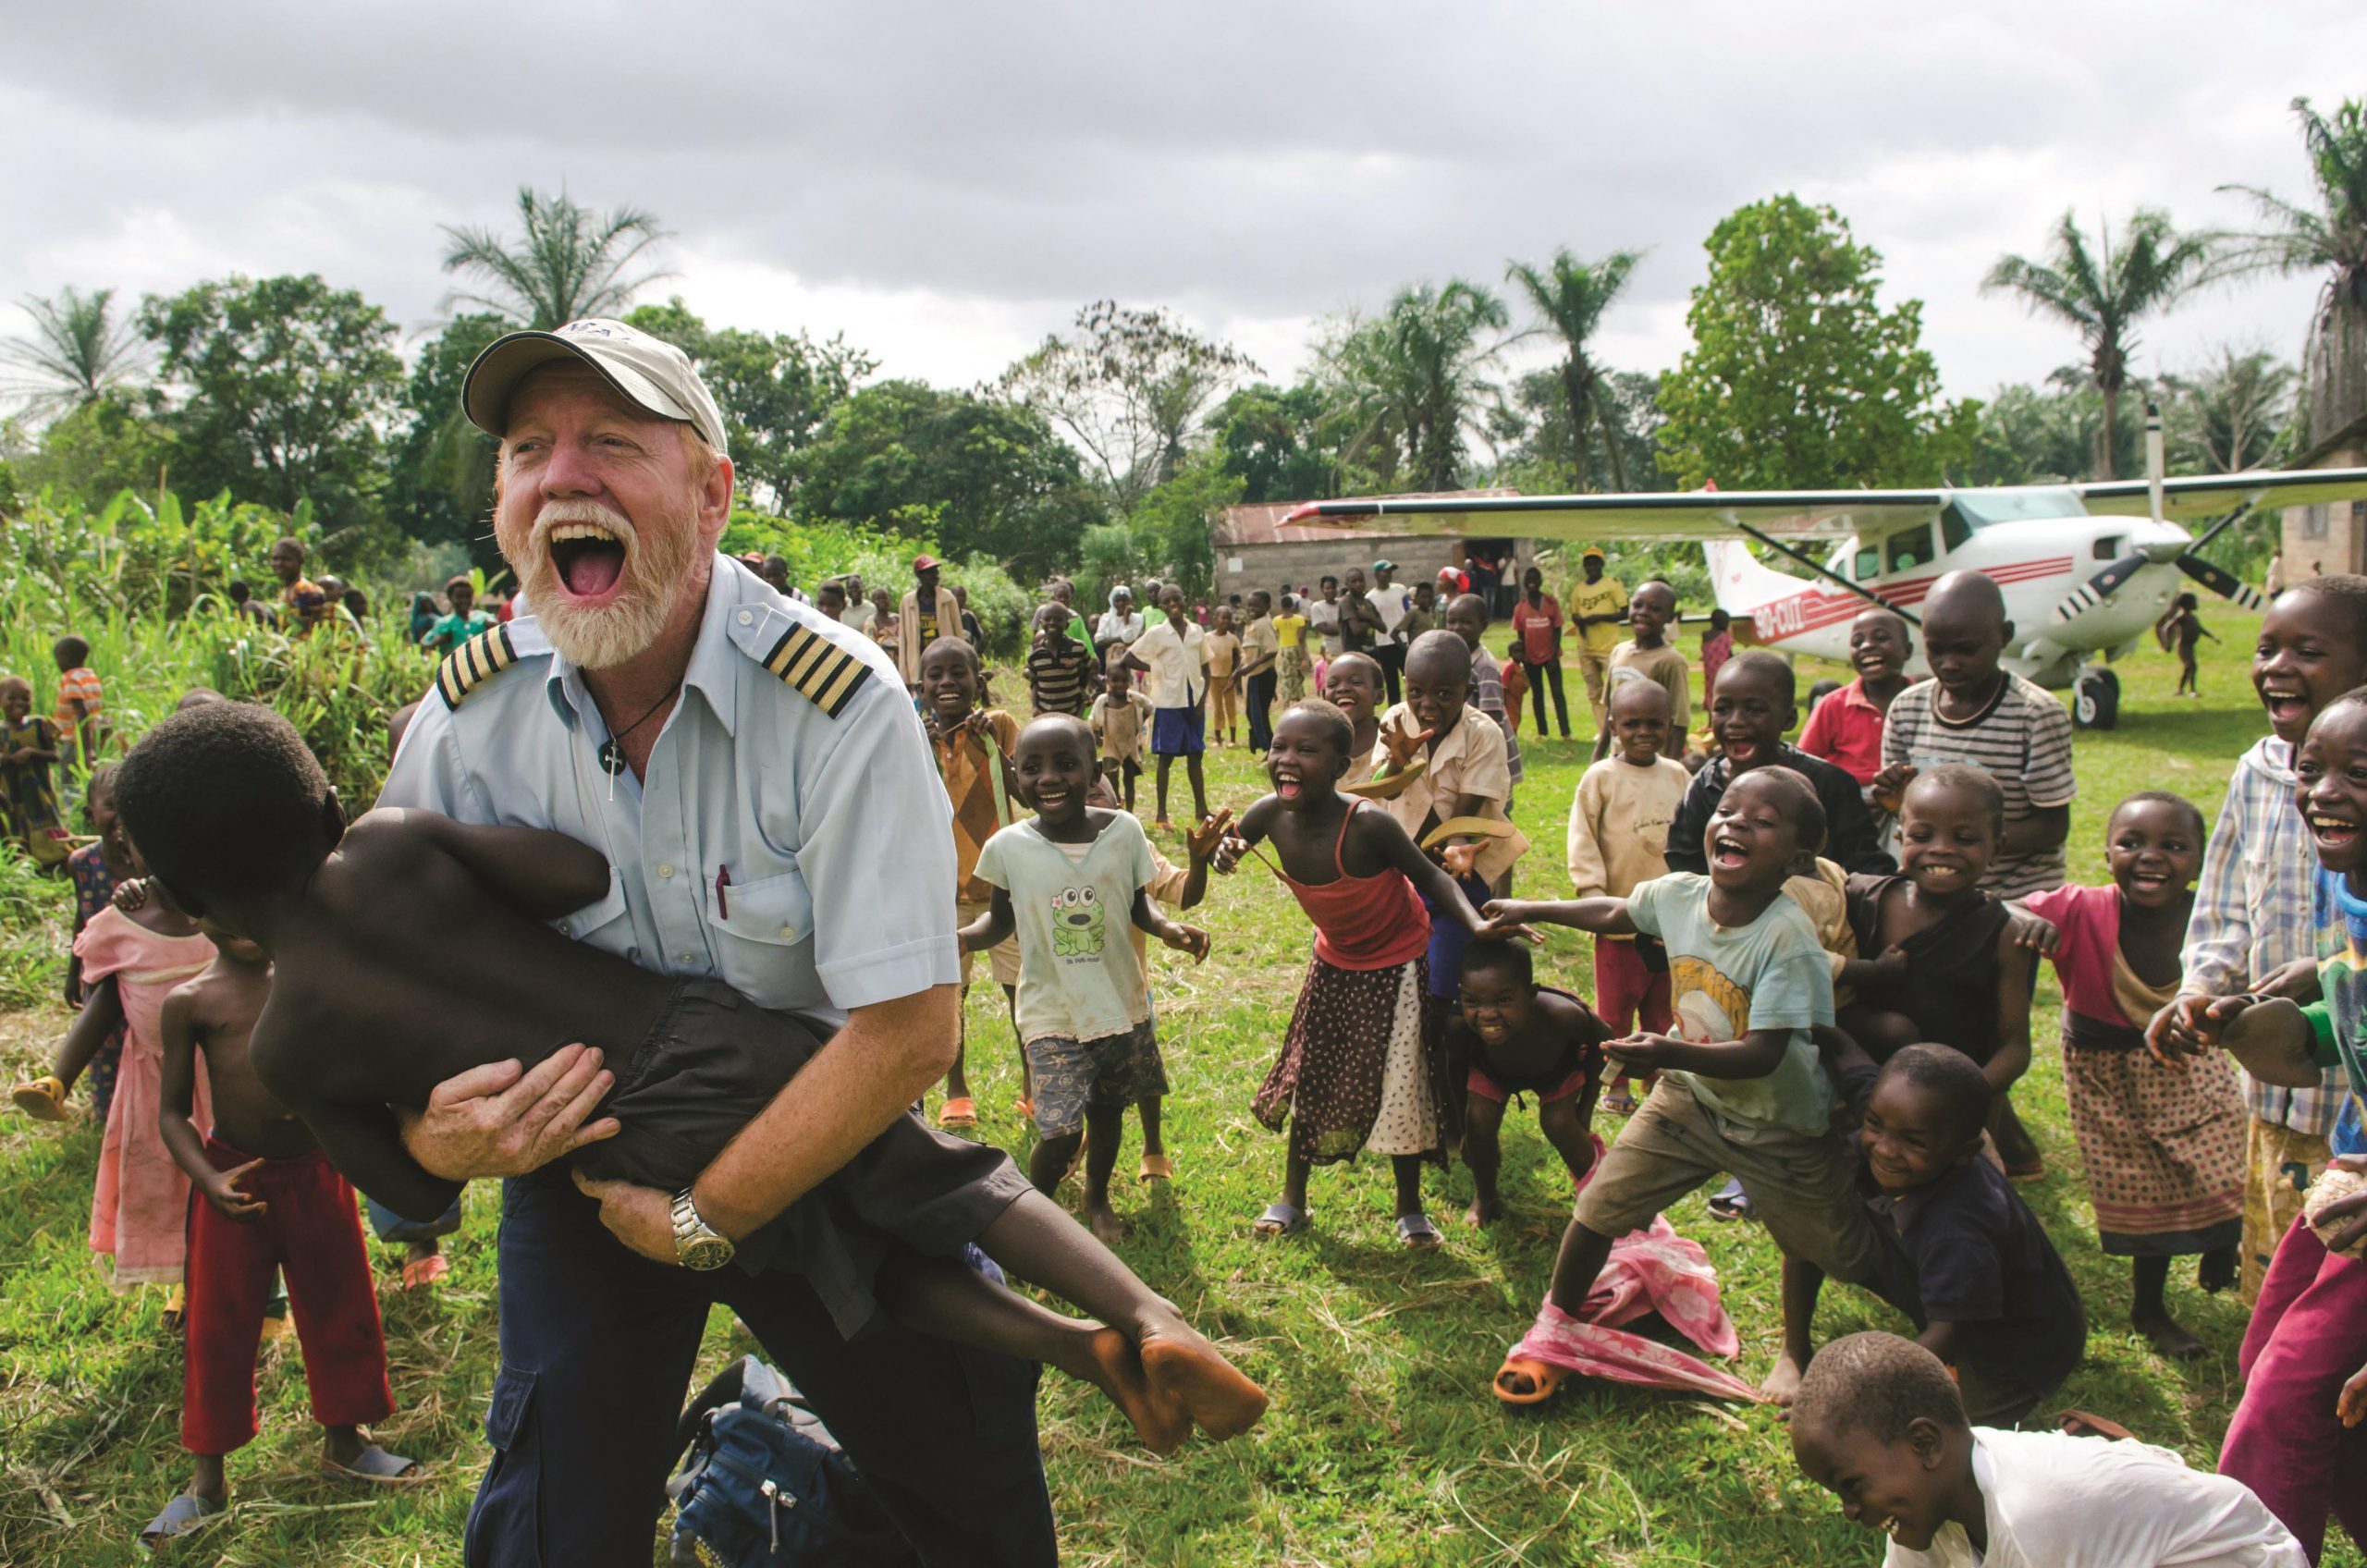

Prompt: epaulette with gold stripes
xmin=435 ymin=625 xmax=521 ymax=708
xmin=758 ymin=623 xmax=872 ymax=717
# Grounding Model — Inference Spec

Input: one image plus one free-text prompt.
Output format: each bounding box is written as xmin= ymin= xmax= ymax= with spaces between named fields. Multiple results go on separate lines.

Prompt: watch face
xmin=681 ymin=1234 xmax=734 ymax=1271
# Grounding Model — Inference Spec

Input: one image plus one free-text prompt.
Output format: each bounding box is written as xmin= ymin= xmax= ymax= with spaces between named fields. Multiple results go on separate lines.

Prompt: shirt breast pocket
xmin=704 ymin=868 xmax=814 ymax=992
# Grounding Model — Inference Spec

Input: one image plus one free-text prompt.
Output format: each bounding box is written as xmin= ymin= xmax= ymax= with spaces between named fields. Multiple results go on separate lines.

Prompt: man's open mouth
xmin=549 ymin=521 xmax=630 ymax=599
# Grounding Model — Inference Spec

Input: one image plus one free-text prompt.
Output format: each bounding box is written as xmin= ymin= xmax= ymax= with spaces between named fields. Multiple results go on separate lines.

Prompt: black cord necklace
xmin=595 ymin=680 xmax=684 ymax=778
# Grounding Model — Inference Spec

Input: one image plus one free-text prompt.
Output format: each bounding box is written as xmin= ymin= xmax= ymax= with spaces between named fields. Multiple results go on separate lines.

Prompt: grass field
xmin=3 ymin=614 xmax=2360 ymax=1566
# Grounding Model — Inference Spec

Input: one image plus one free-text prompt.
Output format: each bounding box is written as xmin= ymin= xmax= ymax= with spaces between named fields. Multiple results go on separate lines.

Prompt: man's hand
xmin=1160 ymin=922 xmax=1211 ymax=962
xmin=570 ymin=1170 xmax=677 ymax=1263
xmin=202 ymin=1159 xmax=269 ymax=1223
xmin=399 ymin=1042 xmax=620 ymax=1182
xmin=1869 ymin=762 xmax=1916 ymax=815
xmin=2144 ymin=993 xmax=2254 ymax=1065
xmin=1185 ymin=809 xmax=1235 ymax=865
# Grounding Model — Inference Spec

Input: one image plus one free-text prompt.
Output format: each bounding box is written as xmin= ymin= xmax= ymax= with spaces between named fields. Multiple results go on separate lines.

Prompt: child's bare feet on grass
xmin=1464 ymin=1194 xmax=1504 ymax=1228
xmin=1078 ymin=1325 xmax=1189 ymax=1454
xmin=2136 ymin=1313 xmax=2208 ymax=1360
xmin=1761 ymin=1349 xmax=1806 ymax=1405
xmin=1139 ymin=1310 xmax=1269 ymax=1442
xmin=1085 ymin=1202 xmax=1128 ymax=1244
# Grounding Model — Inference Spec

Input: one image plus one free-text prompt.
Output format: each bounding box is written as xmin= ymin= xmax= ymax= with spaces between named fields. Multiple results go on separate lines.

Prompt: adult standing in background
xmin=1097 ymin=586 xmax=1147 ymax=671
xmin=383 ymin=317 xmax=1054 ymax=1567
xmin=838 ymin=571 xmax=875 ymax=633
xmin=1365 ymin=559 xmax=1412 ymax=705
xmin=1566 ymin=545 xmax=1629 ymax=735
xmin=1509 ymin=565 xmax=1572 ymax=740
xmin=898 ymin=553 xmax=962 ymax=689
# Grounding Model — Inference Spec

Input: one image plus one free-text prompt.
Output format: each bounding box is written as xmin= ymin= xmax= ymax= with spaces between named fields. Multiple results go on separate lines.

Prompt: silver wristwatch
xmin=670 ymin=1188 xmax=736 ymax=1271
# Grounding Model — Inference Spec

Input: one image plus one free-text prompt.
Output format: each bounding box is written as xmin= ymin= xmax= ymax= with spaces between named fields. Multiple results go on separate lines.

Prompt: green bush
xmin=719 ymin=508 xmax=1036 ymax=655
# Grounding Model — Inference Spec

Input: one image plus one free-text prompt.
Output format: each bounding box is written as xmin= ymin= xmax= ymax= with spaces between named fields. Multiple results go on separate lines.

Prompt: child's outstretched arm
xmin=1210 ymin=796 xmax=1279 ymax=875
xmin=362 ymin=808 xmax=610 ymax=920
xmin=1477 ymin=895 xmax=1635 ymax=938
xmin=1609 ymin=1025 xmax=1791 ymax=1081
xmin=1355 ymin=804 xmax=1493 ymax=935
xmin=158 ymin=986 xmax=268 ymax=1223
xmin=1983 ymin=928 xmax=2037 ymax=1093
xmin=1131 ymin=887 xmax=1208 ymax=962
xmin=1172 ymin=808 xmax=1233 ymax=910
xmin=959 ymin=886 xmax=1017 ymax=952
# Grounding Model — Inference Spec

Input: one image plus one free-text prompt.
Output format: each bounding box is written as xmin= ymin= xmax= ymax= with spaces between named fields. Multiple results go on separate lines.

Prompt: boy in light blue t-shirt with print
xmin=963 ymin=714 xmax=1208 ymax=1243
xmin=1478 ymin=766 xmax=1887 ymax=1405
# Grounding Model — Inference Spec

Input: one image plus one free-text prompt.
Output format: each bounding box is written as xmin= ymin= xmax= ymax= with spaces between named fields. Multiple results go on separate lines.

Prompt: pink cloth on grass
xmin=79 ymin=906 xmax=215 ymax=1288
xmin=1508 ymin=1133 xmax=1764 ymax=1403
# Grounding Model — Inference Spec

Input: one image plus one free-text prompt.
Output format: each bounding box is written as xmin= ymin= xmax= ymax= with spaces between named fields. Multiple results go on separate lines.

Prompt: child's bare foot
xmin=2198 ymin=1246 xmax=2238 ymax=1294
xmin=2135 ymin=1313 xmax=2208 ymax=1360
xmin=1140 ymin=1318 xmax=1269 ymax=1442
xmin=1080 ymin=1325 xmax=1188 ymax=1454
xmin=1085 ymin=1202 xmax=1128 ymax=1244
xmin=1761 ymin=1349 xmax=1806 ymax=1405
xmin=1464 ymin=1194 xmax=1504 ymax=1228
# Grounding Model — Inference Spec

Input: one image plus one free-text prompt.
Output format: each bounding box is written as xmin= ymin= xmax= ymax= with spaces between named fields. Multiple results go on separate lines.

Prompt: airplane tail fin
xmin=1702 ymin=539 xmax=1806 ymax=615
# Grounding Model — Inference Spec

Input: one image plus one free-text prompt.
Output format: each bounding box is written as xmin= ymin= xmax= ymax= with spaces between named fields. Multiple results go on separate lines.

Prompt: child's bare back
xmin=165 ymin=947 xmax=302 ymax=1158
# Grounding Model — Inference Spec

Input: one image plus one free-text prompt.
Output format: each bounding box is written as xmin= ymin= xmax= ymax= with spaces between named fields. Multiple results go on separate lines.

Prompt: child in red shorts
xmin=144 ymin=913 xmax=410 ymax=1546
xmin=1446 ymin=938 xmax=1609 ymax=1228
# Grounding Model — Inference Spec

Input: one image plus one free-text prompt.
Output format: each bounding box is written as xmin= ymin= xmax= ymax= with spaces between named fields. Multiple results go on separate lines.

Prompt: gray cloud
xmin=5 ymin=2 xmax=2357 ymax=401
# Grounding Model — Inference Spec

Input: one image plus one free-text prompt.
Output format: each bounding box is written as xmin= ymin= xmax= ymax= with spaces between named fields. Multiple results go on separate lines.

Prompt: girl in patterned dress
xmin=1218 ymin=699 xmax=1490 ymax=1248
xmin=2023 ymin=792 xmax=2246 ymax=1359
xmin=0 ymin=674 xmax=64 ymax=856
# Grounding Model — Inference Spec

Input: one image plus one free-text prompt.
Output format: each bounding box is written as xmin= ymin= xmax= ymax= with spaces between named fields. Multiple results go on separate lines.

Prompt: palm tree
xmin=2161 ymin=347 xmax=2296 ymax=472
xmin=2217 ymin=96 xmax=2367 ymax=445
xmin=1504 ymin=247 xmax=1642 ymax=490
xmin=1982 ymin=210 xmax=2217 ymax=477
xmin=440 ymin=188 xmax=674 ymax=329
xmin=0 ymin=286 xmax=150 ymax=421
xmin=1322 ymin=280 xmax=1510 ymax=492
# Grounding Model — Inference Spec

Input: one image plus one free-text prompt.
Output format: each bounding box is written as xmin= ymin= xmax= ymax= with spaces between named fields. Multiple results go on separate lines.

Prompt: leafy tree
xmin=794 ymin=379 xmax=1100 ymax=583
xmin=140 ymin=274 xmax=404 ymax=540
xmin=440 ymin=188 xmax=672 ymax=329
xmin=1124 ymin=450 xmax=1242 ymax=604
xmin=2161 ymin=347 xmax=2296 ymax=472
xmin=1206 ymin=381 xmax=1343 ymax=503
xmin=1659 ymin=196 xmax=1975 ymax=490
xmin=1504 ymin=248 xmax=1642 ymax=490
xmin=1000 ymin=300 xmax=1257 ymax=514
xmin=1982 ymin=208 xmax=2216 ymax=478
xmin=2217 ymin=95 xmax=2367 ymax=443
xmin=9 ymin=390 xmax=175 ymax=506
xmin=1319 ymin=279 xmax=1510 ymax=492
xmin=1964 ymin=377 xmax=2119 ymax=486
xmin=0 ymin=287 xmax=151 ymax=422
xmin=625 ymin=298 xmax=875 ymax=508
xmin=385 ymin=312 xmax=510 ymax=558
xmin=1496 ymin=368 xmax=1669 ymax=496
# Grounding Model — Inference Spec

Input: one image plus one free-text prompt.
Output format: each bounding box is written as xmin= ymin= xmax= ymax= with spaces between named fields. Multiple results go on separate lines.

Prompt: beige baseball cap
xmin=461 ymin=317 xmax=730 ymax=457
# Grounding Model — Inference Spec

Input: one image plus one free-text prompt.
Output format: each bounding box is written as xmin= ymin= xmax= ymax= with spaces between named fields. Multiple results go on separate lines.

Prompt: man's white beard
xmin=509 ymin=496 xmax=698 ymax=669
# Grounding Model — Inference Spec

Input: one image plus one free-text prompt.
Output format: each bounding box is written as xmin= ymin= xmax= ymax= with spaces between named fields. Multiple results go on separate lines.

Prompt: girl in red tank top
xmin=1215 ymin=699 xmax=1490 ymax=1248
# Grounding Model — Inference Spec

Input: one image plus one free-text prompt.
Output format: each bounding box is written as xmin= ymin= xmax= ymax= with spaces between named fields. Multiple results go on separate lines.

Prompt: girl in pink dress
xmin=74 ymin=886 xmax=215 ymax=1288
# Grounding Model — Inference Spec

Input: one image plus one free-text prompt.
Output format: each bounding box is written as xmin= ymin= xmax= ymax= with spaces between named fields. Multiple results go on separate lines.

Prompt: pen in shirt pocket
xmin=715 ymin=864 xmax=730 ymax=919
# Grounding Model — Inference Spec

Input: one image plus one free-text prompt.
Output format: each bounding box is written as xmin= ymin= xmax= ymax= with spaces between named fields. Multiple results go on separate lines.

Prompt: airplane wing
xmin=1281 ymin=489 xmax=1946 ymax=543
xmin=2076 ymin=467 xmax=2367 ymax=524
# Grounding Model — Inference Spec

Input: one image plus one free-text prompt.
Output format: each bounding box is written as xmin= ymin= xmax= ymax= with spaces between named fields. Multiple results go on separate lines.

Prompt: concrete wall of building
xmin=2280 ymin=433 xmax=2367 ymax=578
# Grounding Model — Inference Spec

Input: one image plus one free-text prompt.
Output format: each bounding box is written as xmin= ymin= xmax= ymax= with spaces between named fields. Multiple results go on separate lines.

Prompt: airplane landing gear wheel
xmin=2074 ymin=668 xmax=2119 ymax=730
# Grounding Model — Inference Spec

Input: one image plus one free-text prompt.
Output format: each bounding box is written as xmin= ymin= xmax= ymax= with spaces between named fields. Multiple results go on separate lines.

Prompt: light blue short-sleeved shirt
xmin=380 ymin=556 xmax=959 ymax=1025
xmin=1627 ymin=872 xmax=1836 ymax=1137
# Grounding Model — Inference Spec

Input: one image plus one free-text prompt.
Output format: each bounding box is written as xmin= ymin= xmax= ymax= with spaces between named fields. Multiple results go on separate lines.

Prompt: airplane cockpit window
xmin=1940 ymin=509 xmax=1972 ymax=555
xmin=1854 ymin=542 xmax=1881 ymax=580
xmin=2092 ymin=535 xmax=2123 ymax=561
xmin=1885 ymin=524 xmax=1933 ymax=574
xmin=1945 ymin=488 xmax=2085 ymax=531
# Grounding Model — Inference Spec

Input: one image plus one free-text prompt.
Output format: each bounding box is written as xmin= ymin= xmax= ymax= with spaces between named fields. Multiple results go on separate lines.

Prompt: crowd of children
xmin=9 ymin=545 xmax=2367 ymax=1564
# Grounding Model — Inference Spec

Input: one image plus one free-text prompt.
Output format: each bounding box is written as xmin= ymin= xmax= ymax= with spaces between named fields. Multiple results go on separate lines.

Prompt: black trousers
xmin=462 ymin=1166 xmax=1055 ymax=1568
xmin=1372 ymin=642 xmax=1404 ymax=705
xmin=1245 ymin=668 xmax=1277 ymax=751
xmin=1523 ymin=658 xmax=1570 ymax=738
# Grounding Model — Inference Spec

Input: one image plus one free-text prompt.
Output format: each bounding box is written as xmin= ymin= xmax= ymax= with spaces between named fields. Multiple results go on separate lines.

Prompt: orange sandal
xmin=11 ymin=1074 xmax=68 ymax=1121
xmin=1139 ymin=1154 xmax=1174 ymax=1182
xmin=401 ymin=1254 xmax=450 ymax=1292
xmin=937 ymin=1096 xmax=977 ymax=1129
xmin=1492 ymin=1355 xmax=1566 ymax=1405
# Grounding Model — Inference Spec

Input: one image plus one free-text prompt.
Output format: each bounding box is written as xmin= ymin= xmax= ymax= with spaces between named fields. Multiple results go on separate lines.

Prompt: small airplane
xmin=1284 ymin=410 xmax=2367 ymax=728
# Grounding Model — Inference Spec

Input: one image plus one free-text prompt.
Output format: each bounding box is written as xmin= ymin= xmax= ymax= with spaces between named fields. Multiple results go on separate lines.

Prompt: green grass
xmin=4 ymin=618 xmax=2360 ymax=1565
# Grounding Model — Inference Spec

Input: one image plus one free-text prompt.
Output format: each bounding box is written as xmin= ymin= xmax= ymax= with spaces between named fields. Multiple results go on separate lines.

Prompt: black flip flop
xmin=1253 ymin=1201 xmax=1310 ymax=1238
xmin=320 ymin=1445 xmax=422 ymax=1485
xmin=1395 ymin=1213 xmax=1443 ymax=1249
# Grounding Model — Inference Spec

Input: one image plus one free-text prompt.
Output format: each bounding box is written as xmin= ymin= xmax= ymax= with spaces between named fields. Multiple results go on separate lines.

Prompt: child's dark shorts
xmin=1021 ymin=1018 xmax=1166 ymax=1139
xmin=572 ymin=978 xmax=1034 ymax=1341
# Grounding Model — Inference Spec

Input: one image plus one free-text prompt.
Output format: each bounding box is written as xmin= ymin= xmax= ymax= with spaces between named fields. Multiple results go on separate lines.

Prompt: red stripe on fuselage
xmin=1749 ymin=558 xmax=2075 ymax=644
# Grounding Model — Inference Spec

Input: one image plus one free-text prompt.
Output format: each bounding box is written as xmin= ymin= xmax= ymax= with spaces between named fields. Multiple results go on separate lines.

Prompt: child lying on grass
xmin=111 ymin=701 xmax=1266 ymax=1457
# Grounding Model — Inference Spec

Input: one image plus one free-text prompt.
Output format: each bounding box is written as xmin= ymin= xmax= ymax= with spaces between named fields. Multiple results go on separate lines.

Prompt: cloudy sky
xmin=6 ymin=2 xmax=2361 ymax=410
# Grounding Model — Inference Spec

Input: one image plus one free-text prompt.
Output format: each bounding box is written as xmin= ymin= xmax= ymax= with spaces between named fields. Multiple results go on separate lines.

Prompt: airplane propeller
xmin=2052 ymin=403 xmax=2269 ymax=622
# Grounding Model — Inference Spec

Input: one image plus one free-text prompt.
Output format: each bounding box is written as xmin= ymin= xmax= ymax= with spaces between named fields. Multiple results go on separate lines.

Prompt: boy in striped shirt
xmin=1025 ymin=603 xmax=1093 ymax=717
